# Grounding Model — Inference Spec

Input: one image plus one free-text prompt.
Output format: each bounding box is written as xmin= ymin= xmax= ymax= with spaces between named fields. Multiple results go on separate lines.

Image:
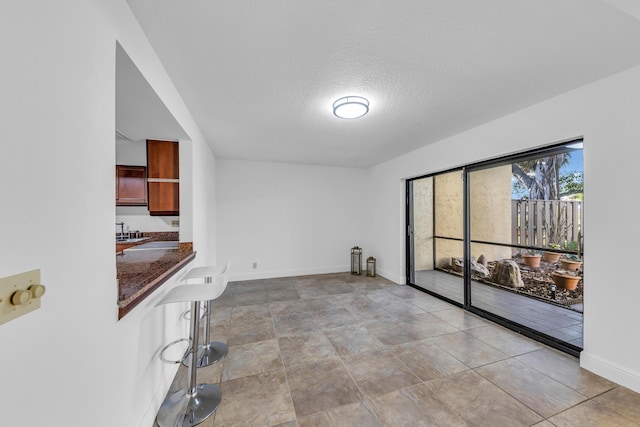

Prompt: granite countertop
xmin=116 ymin=242 xmax=195 ymax=319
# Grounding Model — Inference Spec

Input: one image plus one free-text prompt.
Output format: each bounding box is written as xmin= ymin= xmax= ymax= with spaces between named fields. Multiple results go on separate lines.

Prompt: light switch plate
xmin=0 ymin=269 xmax=43 ymax=325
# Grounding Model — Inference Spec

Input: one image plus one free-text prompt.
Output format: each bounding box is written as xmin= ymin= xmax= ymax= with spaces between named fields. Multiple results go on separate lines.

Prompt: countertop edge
xmin=117 ymin=251 xmax=197 ymax=320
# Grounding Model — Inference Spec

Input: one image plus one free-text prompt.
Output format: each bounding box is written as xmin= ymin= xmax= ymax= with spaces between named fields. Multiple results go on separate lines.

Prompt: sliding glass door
xmin=407 ymin=141 xmax=584 ymax=354
xmin=407 ymin=169 xmax=464 ymax=304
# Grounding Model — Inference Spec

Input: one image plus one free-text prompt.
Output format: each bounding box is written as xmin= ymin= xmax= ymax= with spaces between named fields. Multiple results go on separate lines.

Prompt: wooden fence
xmin=511 ymin=199 xmax=582 ymax=249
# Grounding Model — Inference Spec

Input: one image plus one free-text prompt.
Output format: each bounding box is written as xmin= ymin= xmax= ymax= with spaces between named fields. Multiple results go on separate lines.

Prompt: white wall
xmin=368 ymin=64 xmax=640 ymax=393
xmin=216 ymin=159 xmax=369 ymax=281
xmin=0 ymin=1 xmax=216 ymax=426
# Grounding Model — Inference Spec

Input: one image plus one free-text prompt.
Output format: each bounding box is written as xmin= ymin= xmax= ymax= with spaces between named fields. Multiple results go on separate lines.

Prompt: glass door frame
xmin=405 ymin=168 xmax=466 ymax=308
xmin=406 ymin=139 xmax=583 ymax=357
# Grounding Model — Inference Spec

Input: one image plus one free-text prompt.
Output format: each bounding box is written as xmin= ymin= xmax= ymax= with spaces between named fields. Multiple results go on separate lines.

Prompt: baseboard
xmin=580 ymin=351 xmax=640 ymax=394
xmin=228 ymin=265 xmax=350 ymax=282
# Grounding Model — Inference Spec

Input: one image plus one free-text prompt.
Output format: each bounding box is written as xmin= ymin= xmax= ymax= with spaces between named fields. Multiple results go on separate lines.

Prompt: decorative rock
xmin=491 ymin=259 xmax=524 ymax=288
xmin=477 ymin=254 xmax=487 ymax=266
xmin=451 ymin=257 xmax=490 ymax=277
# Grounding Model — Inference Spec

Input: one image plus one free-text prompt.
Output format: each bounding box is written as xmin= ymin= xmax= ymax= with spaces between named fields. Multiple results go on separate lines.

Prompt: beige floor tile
xmin=347 ymin=280 xmax=383 ymax=293
xmin=221 ymin=339 xmax=282 ymax=382
xmin=365 ymin=289 xmax=406 ymax=304
xmin=333 ymin=292 xmax=375 ymax=305
xmin=593 ymin=386 xmax=640 ymax=423
xmin=342 ymin=349 xmax=421 ymax=397
xmin=302 ymin=295 xmax=346 ymax=312
xmin=369 ymin=383 xmax=468 ymax=427
xmin=295 ymin=283 xmax=333 ymax=298
xmin=401 ymin=313 xmax=460 ymax=339
xmin=385 ymin=285 xmax=424 ymax=299
xmin=210 ymin=305 xmax=233 ymax=324
xmin=380 ymin=301 xmax=427 ymax=320
xmin=320 ymin=281 xmax=355 ymax=295
xmin=323 ymin=324 xmax=384 ymax=356
xmin=362 ymin=319 xmax=423 ymax=346
xmin=312 ymin=307 xmax=359 ymax=329
xmin=345 ymin=304 xmax=399 ymax=322
xmin=232 ymin=290 xmax=270 ymax=306
xmin=266 ymin=287 xmax=301 ymax=303
xmin=516 ymin=348 xmax=616 ymax=397
xmin=475 ymin=358 xmax=587 ymax=418
xmin=426 ymin=370 xmax=542 ymax=426
xmin=430 ymin=331 xmax=508 ymax=368
xmin=214 ymin=370 xmax=295 ymax=427
xmin=230 ymin=303 xmax=272 ymax=322
xmin=548 ymin=399 xmax=640 ymax=427
xmin=278 ymin=332 xmax=337 ymax=368
xmin=286 ymin=358 xmax=363 ymax=418
xmin=274 ymin=312 xmax=318 ymax=337
xmin=298 ymin=400 xmax=383 ymax=427
xmin=431 ymin=308 xmax=489 ymax=330
xmin=227 ymin=317 xmax=276 ymax=346
xmin=467 ymin=324 xmax=542 ymax=356
xmin=392 ymin=339 xmax=468 ymax=381
xmin=269 ymin=300 xmax=309 ymax=317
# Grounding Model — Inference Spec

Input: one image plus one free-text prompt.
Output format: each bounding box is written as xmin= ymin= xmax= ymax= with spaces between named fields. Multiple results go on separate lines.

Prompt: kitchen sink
xmin=123 ymin=241 xmax=178 ymax=251
xmin=116 ymin=237 xmax=150 ymax=243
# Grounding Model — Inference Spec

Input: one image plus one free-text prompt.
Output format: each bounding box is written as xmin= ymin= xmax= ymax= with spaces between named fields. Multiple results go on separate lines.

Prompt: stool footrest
xmin=159 ymin=338 xmax=192 ymax=364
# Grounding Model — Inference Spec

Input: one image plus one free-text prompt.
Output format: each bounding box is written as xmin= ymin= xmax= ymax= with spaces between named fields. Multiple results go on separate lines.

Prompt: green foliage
xmin=559 ymin=170 xmax=583 ymax=198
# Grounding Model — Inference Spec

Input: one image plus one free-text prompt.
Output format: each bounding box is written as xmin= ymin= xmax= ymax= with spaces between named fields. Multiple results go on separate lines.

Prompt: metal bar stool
xmin=181 ymin=261 xmax=231 ymax=368
xmin=155 ymin=280 xmax=227 ymax=427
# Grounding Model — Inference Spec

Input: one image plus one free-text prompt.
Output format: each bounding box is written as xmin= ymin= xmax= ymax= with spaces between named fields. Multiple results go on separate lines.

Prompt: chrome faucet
xmin=116 ymin=222 xmax=125 ymax=240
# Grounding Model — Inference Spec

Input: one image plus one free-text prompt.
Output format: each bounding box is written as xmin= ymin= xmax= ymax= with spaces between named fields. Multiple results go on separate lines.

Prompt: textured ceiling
xmin=126 ymin=0 xmax=640 ymax=168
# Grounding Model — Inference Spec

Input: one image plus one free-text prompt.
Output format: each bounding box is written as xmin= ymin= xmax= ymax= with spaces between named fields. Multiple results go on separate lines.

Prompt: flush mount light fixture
xmin=333 ymin=96 xmax=369 ymax=119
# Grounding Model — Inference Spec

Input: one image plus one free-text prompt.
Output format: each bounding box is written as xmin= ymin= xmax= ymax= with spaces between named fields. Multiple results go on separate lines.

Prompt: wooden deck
xmin=414 ymin=270 xmax=583 ymax=348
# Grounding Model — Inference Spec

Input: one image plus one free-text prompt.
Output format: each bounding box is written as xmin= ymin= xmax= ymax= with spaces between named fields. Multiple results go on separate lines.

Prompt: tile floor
xmin=156 ymin=273 xmax=640 ymax=427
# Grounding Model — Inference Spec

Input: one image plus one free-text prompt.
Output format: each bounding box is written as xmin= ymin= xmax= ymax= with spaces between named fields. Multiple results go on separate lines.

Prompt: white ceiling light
xmin=333 ymin=96 xmax=369 ymax=119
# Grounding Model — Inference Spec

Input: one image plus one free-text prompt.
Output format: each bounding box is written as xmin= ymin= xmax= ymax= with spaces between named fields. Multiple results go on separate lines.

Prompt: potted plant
xmin=560 ymin=254 xmax=582 ymax=271
xmin=522 ymin=251 xmax=542 ymax=268
xmin=551 ymin=269 xmax=580 ymax=290
xmin=542 ymin=243 xmax=562 ymax=263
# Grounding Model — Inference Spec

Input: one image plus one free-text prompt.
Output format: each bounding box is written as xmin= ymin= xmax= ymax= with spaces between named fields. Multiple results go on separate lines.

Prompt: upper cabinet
xmin=116 ymin=165 xmax=147 ymax=206
xmin=147 ymin=139 xmax=179 ymax=216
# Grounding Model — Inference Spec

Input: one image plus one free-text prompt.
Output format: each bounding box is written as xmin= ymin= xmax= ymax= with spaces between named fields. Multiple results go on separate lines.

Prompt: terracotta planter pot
xmin=552 ymin=271 xmax=580 ymax=290
xmin=560 ymin=259 xmax=582 ymax=271
xmin=522 ymin=254 xmax=541 ymax=268
xmin=542 ymin=251 xmax=562 ymax=263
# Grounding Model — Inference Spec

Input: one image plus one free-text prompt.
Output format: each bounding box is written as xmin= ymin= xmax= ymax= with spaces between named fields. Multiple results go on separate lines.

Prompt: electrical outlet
xmin=252 ymin=262 xmax=257 ymax=269
xmin=171 ymin=220 xmax=180 ymax=227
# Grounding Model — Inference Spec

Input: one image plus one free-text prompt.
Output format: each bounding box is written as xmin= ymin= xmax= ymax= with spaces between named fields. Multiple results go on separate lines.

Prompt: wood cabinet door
xmin=146 ymin=140 xmax=179 ymax=216
xmin=147 ymin=182 xmax=179 ymax=215
xmin=116 ymin=165 xmax=147 ymax=206
xmin=147 ymin=140 xmax=179 ymax=179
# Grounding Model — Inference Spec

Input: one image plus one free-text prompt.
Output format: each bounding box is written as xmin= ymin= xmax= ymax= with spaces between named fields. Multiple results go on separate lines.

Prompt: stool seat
xmin=182 ymin=262 xmax=230 ymax=283
xmin=156 ymin=283 xmax=226 ymax=307
xmin=181 ymin=262 xmax=231 ymax=369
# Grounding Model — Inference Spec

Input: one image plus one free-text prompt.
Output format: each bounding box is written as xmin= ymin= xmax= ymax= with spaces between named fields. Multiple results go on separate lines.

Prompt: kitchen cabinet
xmin=146 ymin=139 xmax=179 ymax=216
xmin=116 ymin=165 xmax=147 ymax=206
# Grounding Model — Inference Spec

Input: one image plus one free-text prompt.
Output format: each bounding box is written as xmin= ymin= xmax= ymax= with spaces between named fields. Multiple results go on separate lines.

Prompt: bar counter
xmin=116 ymin=245 xmax=195 ymax=319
